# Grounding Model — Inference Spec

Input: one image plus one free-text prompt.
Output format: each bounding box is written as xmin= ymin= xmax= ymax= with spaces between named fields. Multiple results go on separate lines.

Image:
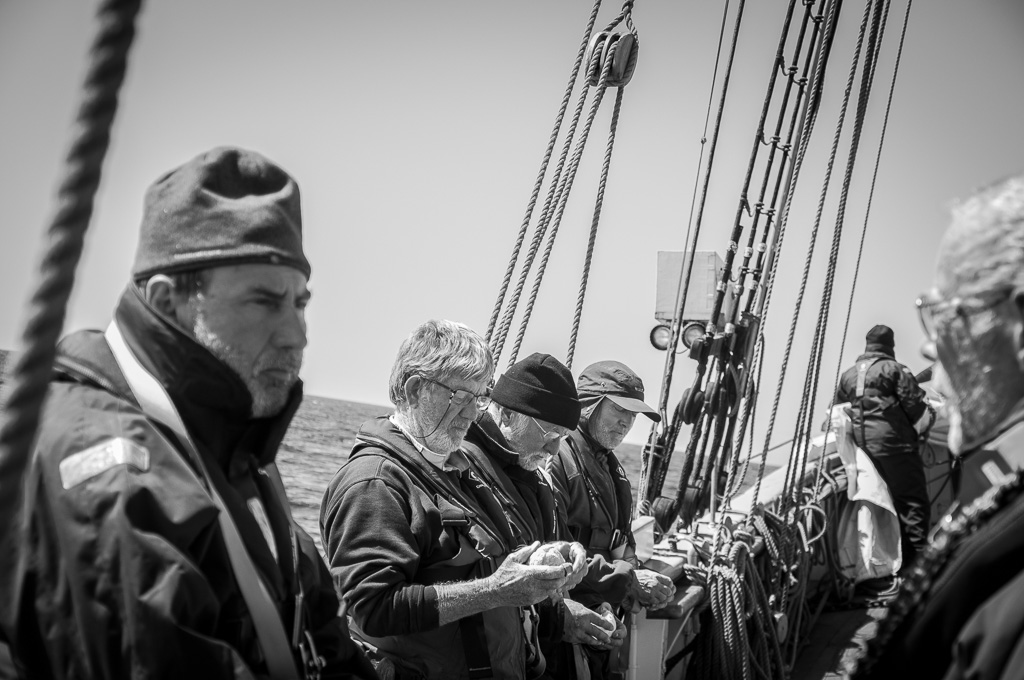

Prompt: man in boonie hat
xmin=0 ymin=147 xmax=376 ymax=679
xmin=546 ymin=360 xmax=675 ymax=680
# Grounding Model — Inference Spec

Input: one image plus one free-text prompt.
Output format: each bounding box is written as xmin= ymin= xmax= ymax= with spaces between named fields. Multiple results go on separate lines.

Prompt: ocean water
xmin=277 ymin=395 xmax=665 ymax=554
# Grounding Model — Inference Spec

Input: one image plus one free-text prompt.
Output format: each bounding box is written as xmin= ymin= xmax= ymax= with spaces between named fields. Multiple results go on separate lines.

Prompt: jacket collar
xmin=465 ymin=414 xmax=520 ymax=469
xmin=54 ymin=284 xmax=301 ymax=472
xmin=857 ymin=350 xmax=897 ymax=363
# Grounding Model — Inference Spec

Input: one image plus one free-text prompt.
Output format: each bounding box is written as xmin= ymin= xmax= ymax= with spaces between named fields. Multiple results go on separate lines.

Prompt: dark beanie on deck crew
xmin=865 ymin=324 xmax=896 ymax=356
xmin=131 ymin=146 xmax=311 ymax=280
xmin=490 ymin=353 xmax=581 ymax=430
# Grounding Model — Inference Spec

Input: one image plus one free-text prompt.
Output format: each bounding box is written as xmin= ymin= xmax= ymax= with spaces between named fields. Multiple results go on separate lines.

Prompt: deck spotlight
xmin=649 ymin=324 xmax=672 ymax=351
xmin=681 ymin=322 xmax=705 ymax=349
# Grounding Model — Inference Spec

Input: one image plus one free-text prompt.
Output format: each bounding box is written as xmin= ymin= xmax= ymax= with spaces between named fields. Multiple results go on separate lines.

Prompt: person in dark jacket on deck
xmin=853 ymin=174 xmax=1024 ymax=680
xmin=836 ymin=324 xmax=935 ymax=574
xmin=461 ymin=352 xmax=625 ymax=679
xmin=547 ymin=360 xmax=675 ymax=680
xmin=0 ymin=147 xmax=377 ymax=679
xmin=320 ymin=321 xmax=571 ymax=680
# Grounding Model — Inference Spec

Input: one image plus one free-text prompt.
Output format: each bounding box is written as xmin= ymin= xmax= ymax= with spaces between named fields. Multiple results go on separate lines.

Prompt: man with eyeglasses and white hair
xmin=461 ymin=353 xmax=626 ymax=679
xmin=320 ymin=321 xmax=571 ymax=680
xmin=854 ymin=174 xmax=1024 ymax=680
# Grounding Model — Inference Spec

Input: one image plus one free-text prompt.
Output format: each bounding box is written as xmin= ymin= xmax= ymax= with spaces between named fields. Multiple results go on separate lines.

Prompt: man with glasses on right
xmin=855 ymin=174 xmax=1024 ymax=679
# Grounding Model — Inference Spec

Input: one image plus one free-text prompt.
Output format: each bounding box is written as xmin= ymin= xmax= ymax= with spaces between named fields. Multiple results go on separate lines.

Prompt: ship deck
xmin=790 ymin=606 xmax=887 ymax=679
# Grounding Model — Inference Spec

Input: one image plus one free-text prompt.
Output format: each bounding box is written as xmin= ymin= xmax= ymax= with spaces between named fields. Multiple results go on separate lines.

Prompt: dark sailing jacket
xmin=0 ymin=287 xmax=376 ymax=680
xmin=836 ymin=351 xmax=928 ymax=457
xmin=547 ymin=429 xmax=637 ymax=609
xmin=461 ymin=416 xmax=568 ymax=680
xmin=320 ymin=416 xmax=526 ymax=680
xmin=862 ymin=412 xmax=1024 ymax=680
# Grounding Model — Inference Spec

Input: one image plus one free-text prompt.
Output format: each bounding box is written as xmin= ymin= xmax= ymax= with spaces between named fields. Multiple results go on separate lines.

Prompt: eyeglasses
xmin=916 ymin=287 xmax=1015 ymax=341
xmin=531 ymin=416 xmax=568 ymax=444
xmin=422 ymin=377 xmax=492 ymax=410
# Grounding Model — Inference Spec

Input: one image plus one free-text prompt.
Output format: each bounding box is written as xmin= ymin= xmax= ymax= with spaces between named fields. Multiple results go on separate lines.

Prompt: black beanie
xmin=131 ymin=147 xmax=311 ymax=280
xmin=490 ymin=353 xmax=581 ymax=430
xmin=865 ymin=324 xmax=895 ymax=356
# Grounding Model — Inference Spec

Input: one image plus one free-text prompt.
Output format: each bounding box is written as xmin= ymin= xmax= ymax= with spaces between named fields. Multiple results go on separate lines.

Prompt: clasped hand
xmin=628 ymin=568 xmax=675 ymax=611
xmin=491 ymin=542 xmax=570 ymax=607
xmin=563 ymin=600 xmax=625 ymax=650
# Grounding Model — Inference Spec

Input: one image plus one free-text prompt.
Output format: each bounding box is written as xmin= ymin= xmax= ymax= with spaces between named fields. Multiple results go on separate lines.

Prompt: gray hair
xmin=388 ymin=319 xmax=494 ymax=405
xmin=937 ymin=173 xmax=1024 ymax=296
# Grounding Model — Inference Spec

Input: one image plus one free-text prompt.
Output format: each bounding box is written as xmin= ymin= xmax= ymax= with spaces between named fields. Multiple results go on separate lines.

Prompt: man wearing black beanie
xmin=0 ymin=147 xmax=376 ymax=679
xmin=836 ymin=324 xmax=936 ymax=588
xmin=462 ymin=352 xmax=626 ymax=679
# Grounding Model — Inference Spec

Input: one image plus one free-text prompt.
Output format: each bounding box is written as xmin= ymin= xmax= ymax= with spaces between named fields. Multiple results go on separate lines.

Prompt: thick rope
xmin=505 ymin=36 xmax=626 ymax=367
xmin=566 ymin=86 xmax=626 ymax=369
xmin=785 ymin=0 xmax=886 ymax=515
xmin=637 ymin=0 xmax=735 ymax=514
xmin=752 ymin=0 xmax=841 ymax=508
xmin=486 ymin=0 xmax=602 ymax=353
xmin=825 ymin=0 xmax=905 ymax=419
xmin=0 ymin=0 xmax=141 ymax=632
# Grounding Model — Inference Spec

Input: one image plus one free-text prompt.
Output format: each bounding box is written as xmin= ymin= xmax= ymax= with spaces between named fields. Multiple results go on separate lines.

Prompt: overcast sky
xmin=1 ymin=0 xmax=1022 ymax=448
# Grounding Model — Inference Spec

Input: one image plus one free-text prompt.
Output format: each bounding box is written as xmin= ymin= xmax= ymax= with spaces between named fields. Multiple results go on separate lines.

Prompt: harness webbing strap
xmin=855 ymin=359 xmax=873 ymax=398
xmin=105 ymin=322 xmax=301 ymax=680
xmin=464 ymin=613 xmax=495 ymax=679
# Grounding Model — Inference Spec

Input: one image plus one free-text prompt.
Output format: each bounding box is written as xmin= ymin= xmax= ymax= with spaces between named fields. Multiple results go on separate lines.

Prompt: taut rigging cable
xmin=487 ymin=0 xmax=639 ymax=370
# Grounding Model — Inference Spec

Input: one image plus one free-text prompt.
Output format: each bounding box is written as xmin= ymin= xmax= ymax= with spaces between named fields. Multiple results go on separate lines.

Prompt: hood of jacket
xmin=53 ymin=283 xmax=302 ymax=474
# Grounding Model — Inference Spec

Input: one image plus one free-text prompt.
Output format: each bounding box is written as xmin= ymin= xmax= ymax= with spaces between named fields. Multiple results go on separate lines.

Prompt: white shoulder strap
xmin=105 ymin=322 xmax=300 ymax=679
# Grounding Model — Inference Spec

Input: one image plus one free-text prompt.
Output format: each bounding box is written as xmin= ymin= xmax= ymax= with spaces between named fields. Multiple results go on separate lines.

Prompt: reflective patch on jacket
xmin=58 ymin=437 xmax=150 ymax=489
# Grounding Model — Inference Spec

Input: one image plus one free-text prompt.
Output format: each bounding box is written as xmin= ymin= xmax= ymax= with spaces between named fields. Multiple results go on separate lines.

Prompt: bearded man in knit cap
xmin=0 ymin=147 xmax=376 ymax=679
xmin=462 ymin=353 xmax=626 ymax=679
xmin=547 ymin=360 xmax=676 ymax=680
xmin=835 ymin=324 xmax=935 ymax=581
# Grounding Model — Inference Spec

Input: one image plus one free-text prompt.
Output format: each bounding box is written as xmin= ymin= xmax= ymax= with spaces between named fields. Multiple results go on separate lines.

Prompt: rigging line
xmin=815 ymin=0 xmax=895 ymax=494
xmin=493 ymin=0 xmax=638 ymax=360
xmin=655 ymin=0 xmax=748 ymax=398
xmin=657 ymin=0 xmax=734 ymax=402
xmin=733 ymin=4 xmax=820 ymax=315
xmin=505 ymin=44 xmax=620 ymax=367
xmin=702 ymin=0 xmax=801 ymax=351
xmin=790 ymin=0 xmax=889 ymax=510
xmin=486 ymin=0 xmax=602 ymax=351
xmin=685 ymin=1 xmax=827 ymax=522
xmin=0 ymin=0 xmax=142 ymax=609
xmin=566 ymin=87 xmax=626 ymax=369
xmin=723 ymin=336 xmax=764 ymax=502
xmin=825 ymin=0 xmax=907 ymax=411
xmin=492 ymin=68 xmax=595 ymax=360
xmin=666 ymin=0 xmax=816 ymax=511
xmin=638 ymin=0 xmax=741 ymax=515
xmin=751 ymin=0 xmax=842 ymax=508
xmin=740 ymin=2 xmax=821 ymax=316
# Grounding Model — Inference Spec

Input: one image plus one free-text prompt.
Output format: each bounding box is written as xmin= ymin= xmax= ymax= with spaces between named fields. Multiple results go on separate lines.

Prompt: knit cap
xmin=490 ymin=353 xmax=581 ymax=430
xmin=132 ymin=146 xmax=310 ymax=280
xmin=865 ymin=324 xmax=896 ymax=356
